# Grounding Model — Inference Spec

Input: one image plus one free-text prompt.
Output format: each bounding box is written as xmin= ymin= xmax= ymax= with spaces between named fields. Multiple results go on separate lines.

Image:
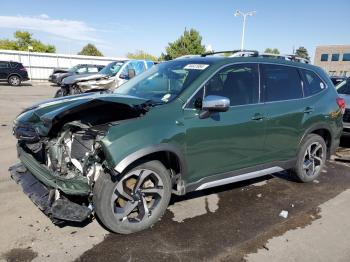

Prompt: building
xmin=314 ymin=45 xmax=350 ymax=77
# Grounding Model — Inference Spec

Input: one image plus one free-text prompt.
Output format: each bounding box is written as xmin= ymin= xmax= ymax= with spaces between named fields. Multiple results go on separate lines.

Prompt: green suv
xmin=10 ymin=56 xmax=344 ymax=234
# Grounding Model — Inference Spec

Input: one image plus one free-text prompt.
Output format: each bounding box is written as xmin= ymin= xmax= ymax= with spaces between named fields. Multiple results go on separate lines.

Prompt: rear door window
xmin=261 ymin=64 xmax=303 ymax=102
xmin=87 ymin=66 xmax=99 ymax=73
xmin=0 ymin=62 xmax=9 ymax=68
xmin=76 ymin=67 xmax=87 ymax=74
xmin=301 ymin=69 xmax=326 ymax=97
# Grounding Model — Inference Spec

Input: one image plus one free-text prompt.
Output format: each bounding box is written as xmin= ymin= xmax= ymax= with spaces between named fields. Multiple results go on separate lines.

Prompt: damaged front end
xmin=10 ymin=94 xmax=148 ymax=225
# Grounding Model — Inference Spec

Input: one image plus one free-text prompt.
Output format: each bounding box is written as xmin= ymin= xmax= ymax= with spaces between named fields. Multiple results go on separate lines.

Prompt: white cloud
xmin=0 ymin=15 xmax=102 ymax=43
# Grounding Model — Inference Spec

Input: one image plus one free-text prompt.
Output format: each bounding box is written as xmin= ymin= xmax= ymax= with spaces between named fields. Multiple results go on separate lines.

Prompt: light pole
xmin=27 ymin=45 xmax=33 ymax=81
xmin=234 ymin=10 xmax=256 ymax=51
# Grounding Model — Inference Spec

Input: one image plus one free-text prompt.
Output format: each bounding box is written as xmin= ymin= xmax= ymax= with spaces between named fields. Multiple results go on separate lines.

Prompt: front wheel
xmin=54 ymin=88 xmax=67 ymax=98
xmin=93 ymin=160 xmax=172 ymax=234
xmin=293 ymin=134 xmax=327 ymax=182
xmin=8 ymin=75 xmax=21 ymax=86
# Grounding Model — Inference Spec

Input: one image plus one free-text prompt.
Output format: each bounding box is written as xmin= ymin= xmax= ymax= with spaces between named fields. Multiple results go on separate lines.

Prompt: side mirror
xmin=202 ymin=95 xmax=230 ymax=112
xmin=199 ymin=95 xmax=230 ymax=119
xmin=128 ymin=68 xmax=136 ymax=79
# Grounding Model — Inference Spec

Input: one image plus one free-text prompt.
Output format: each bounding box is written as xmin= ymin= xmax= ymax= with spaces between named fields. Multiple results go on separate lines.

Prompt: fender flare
xmin=7 ymin=73 xmax=22 ymax=80
xmin=114 ymin=143 xmax=187 ymax=175
xmin=299 ymin=122 xmax=333 ymax=153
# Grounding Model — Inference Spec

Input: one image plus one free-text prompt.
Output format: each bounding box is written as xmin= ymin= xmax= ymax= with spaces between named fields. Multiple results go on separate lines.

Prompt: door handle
xmin=304 ymin=107 xmax=314 ymax=114
xmin=251 ymin=113 xmax=265 ymax=121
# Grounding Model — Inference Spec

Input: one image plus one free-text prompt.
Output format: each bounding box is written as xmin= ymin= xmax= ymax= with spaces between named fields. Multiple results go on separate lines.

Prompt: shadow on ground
xmin=76 ymin=161 xmax=350 ymax=262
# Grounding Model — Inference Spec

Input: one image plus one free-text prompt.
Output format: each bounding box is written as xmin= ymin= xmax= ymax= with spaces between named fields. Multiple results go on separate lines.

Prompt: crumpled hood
xmin=15 ymin=93 xmax=149 ymax=136
xmin=63 ymin=73 xmax=108 ymax=85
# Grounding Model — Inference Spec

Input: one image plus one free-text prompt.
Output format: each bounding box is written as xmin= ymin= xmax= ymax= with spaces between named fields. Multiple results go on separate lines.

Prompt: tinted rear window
xmin=301 ymin=69 xmax=326 ymax=97
xmin=10 ymin=62 xmax=23 ymax=68
xmin=262 ymin=64 xmax=303 ymax=102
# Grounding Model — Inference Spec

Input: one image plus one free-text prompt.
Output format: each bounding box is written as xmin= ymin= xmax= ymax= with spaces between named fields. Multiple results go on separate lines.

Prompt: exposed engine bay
xmin=45 ymin=121 xmax=105 ymax=183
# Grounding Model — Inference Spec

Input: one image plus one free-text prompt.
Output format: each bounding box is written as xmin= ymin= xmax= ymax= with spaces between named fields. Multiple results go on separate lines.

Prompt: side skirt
xmin=185 ymin=159 xmax=295 ymax=193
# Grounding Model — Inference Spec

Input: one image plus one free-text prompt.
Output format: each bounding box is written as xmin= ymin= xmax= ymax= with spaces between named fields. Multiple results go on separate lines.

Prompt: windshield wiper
xmin=140 ymin=100 xmax=164 ymax=111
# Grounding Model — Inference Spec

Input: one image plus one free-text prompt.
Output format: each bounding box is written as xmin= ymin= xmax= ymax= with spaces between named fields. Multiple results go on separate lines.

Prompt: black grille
xmin=343 ymin=109 xmax=350 ymax=123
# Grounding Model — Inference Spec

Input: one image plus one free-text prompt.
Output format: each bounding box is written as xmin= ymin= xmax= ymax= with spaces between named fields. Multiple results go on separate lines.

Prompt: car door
xmin=260 ymin=64 xmax=308 ymax=162
xmin=183 ymin=63 xmax=267 ymax=183
xmin=0 ymin=61 xmax=9 ymax=79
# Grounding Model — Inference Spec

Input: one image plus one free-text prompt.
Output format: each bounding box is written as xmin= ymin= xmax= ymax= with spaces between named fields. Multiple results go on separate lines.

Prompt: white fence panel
xmin=0 ymin=49 xmax=128 ymax=81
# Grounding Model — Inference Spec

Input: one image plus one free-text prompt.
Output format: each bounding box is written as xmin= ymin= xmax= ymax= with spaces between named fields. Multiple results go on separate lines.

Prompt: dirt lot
xmin=1 ymin=82 xmax=350 ymax=262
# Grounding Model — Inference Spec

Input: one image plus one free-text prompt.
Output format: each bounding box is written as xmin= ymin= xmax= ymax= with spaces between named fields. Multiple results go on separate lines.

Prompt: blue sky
xmin=0 ymin=0 xmax=349 ymax=59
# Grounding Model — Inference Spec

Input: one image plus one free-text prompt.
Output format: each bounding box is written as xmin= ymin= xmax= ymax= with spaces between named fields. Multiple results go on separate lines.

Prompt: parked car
xmin=335 ymin=78 xmax=350 ymax=135
xmin=55 ymin=60 xmax=153 ymax=97
xmin=10 ymin=55 xmax=343 ymax=234
xmin=331 ymin=76 xmax=347 ymax=86
xmin=50 ymin=64 xmax=105 ymax=86
xmin=0 ymin=61 xmax=29 ymax=86
xmin=48 ymin=68 xmax=68 ymax=83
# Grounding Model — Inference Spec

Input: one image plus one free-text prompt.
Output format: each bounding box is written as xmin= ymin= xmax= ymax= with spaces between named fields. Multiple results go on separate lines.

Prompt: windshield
xmin=100 ymin=61 xmax=124 ymax=76
xmin=336 ymin=80 xmax=350 ymax=95
xmin=114 ymin=60 xmax=212 ymax=103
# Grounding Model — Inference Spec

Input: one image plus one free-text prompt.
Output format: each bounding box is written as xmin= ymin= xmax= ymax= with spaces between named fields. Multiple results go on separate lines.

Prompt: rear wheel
xmin=293 ymin=134 xmax=327 ymax=182
xmin=93 ymin=160 xmax=172 ymax=234
xmin=8 ymin=75 xmax=21 ymax=86
xmin=70 ymin=86 xmax=81 ymax=95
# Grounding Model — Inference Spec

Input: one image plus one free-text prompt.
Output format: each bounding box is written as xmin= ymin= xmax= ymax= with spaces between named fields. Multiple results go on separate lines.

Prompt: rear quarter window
xmin=301 ymin=69 xmax=326 ymax=97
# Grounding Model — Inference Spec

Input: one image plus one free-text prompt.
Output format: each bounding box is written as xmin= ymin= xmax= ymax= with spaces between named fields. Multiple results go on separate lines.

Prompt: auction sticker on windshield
xmin=184 ymin=64 xmax=209 ymax=70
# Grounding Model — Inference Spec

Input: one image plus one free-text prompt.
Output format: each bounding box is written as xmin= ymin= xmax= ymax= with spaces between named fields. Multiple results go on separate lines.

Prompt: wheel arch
xmin=301 ymin=123 xmax=333 ymax=158
xmin=114 ymin=144 xmax=187 ymax=177
xmin=7 ymin=73 xmax=22 ymax=81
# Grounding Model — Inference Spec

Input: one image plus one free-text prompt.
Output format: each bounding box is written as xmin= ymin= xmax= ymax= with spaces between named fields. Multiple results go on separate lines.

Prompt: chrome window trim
xmin=182 ymin=61 xmax=328 ymax=110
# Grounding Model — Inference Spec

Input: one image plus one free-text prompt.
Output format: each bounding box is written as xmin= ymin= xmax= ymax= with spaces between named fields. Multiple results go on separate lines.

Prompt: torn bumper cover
xmin=9 ymin=163 xmax=92 ymax=224
xmin=17 ymin=145 xmax=90 ymax=195
xmin=9 ymin=146 xmax=93 ymax=224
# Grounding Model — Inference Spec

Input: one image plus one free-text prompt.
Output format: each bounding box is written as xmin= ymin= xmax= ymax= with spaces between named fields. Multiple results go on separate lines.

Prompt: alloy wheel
xmin=111 ymin=169 xmax=164 ymax=224
xmin=9 ymin=76 xmax=20 ymax=86
xmin=303 ymin=142 xmax=324 ymax=177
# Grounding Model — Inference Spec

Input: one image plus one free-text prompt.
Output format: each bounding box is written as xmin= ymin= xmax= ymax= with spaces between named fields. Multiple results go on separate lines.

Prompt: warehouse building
xmin=314 ymin=45 xmax=350 ymax=77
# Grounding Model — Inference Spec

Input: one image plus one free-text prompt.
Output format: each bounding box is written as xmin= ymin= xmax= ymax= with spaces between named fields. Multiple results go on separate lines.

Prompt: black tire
xmin=8 ymin=75 xmax=21 ymax=86
xmin=93 ymin=160 xmax=172 ymax=234
xmin=70 ymin=86 xmax=81 ymax=95
xmin=54 ymin=88 xmax=67 ymax=98
xmin=293 ymin=134 xmax=327 ymax=182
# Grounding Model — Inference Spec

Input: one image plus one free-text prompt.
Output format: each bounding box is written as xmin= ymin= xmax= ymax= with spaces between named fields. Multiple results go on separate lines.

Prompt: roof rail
xmin=201 ymin=50 xmax=259 ymax=57
xmin=200 ymin=50 xmax=310 ymax=63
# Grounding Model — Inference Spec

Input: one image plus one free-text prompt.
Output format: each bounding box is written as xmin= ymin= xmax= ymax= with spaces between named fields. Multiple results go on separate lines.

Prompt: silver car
xmin=336 ymin=78 xmax=350 ymax=135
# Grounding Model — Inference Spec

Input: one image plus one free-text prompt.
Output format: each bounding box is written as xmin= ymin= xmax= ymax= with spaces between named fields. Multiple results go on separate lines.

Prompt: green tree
xmin=78 ymin=43 xmax=103 ymax=56
xmin=264 ymin=48 xmax=280 ymax=54
xmin=160 ymin=28 xmax=206 ymax=60
xmin=0 ymin=31 xmax=56 ymax=53
xmin=295 ymin=46 xmax=310 ymax=60
xmin=127 ymin=50 xmax=158 ymax=61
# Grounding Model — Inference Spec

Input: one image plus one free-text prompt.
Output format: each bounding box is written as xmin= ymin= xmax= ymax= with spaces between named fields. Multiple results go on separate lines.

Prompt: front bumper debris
xmin=9 ymin=163 xmax=92 ymax=224
xmin=17 ymin=145 xmax=90 ymax=195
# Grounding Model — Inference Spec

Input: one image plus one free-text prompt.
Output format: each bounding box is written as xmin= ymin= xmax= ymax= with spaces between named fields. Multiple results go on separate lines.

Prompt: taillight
xmin=336 ymin=97 xmax=346 ymax=114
